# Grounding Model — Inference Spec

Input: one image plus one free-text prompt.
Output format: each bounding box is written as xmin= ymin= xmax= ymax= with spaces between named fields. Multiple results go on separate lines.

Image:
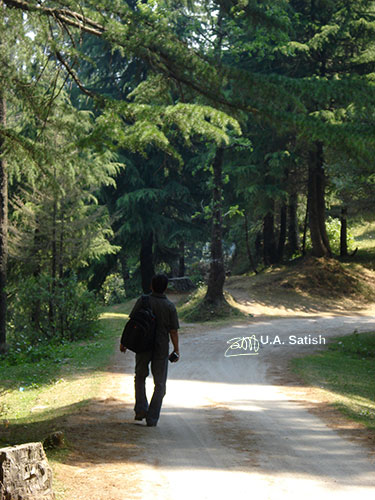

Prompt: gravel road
xmin=112 ymin=314 xmax=375 ymax=500
xmin=58 ymin=313 xmax=375 ymax=499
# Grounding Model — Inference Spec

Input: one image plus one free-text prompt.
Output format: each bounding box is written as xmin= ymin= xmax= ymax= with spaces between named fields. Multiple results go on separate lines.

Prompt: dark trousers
xmin=134 ymin=351 xmax=168 ymax=424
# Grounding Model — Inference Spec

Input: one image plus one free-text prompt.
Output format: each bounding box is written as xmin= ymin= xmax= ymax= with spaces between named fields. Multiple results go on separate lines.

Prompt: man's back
xmin=131 ymin=292 xmax=179 ymax=358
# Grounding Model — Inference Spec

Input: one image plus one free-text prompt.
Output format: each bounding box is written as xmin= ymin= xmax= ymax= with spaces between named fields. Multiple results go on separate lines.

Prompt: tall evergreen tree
xmin=0 ymin=93 xmax=7 ymax=353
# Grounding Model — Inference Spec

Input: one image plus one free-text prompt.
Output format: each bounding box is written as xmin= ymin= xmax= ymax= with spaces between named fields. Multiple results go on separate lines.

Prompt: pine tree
xmin=0 ymin=93 xmax=7 ymax=353
xmin=211 ymin=0 xmax=375 ymax=258
xmin=0 ymin=6 xmax=44 ymax=351
xmin=8 ymin=90 xmax=120 ymax=341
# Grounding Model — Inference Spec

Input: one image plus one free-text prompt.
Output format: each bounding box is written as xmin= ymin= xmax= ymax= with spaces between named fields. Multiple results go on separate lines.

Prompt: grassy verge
xmin=291 ymin=331 xmax=375 ymax=431
xmin=350 ymin=217 xmax=375 ymax=269
xmin=0 ymin=302 xmax=132 ymax=449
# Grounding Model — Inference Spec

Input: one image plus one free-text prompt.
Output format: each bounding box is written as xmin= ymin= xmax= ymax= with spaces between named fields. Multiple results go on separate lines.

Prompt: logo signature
xmin=224 ymin=335 xmax=260 ymax=357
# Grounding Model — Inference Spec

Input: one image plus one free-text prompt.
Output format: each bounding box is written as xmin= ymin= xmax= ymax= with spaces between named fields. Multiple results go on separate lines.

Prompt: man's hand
xmin=120 ymin=343 xmax=127 ymax=353
xmin=169 ymin=330 xmax=179 ymax=360
xmin=169 ymin=350 xmax=180 ymax=362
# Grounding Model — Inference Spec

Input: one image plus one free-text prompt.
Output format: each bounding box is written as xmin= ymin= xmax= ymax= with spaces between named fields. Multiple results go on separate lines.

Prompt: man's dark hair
xmin=151 ymin=273 xmax=169 ymax=293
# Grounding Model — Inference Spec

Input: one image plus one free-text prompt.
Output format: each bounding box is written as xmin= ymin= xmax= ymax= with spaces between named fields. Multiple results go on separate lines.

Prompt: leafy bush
xmin=326 ymin=217 xmax=356 ymax=255
xmin=101 ymin=273 xmax=126 ymax=304
xmin=2 ymin=337 xmax=67 ymax=367
xmin=7 ymin=273 xmax=100 ymax=351
xmin=188 ymin=262 xmax=208 ymax=287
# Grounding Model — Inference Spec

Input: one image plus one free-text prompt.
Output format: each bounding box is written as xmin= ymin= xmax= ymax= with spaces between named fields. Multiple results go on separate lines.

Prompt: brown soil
xmin=53 ymin=351 xmax=145 ymax=500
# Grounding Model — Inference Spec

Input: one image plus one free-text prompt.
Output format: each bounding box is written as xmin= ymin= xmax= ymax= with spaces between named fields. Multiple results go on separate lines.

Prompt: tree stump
xmin=0 ymin=442 xmax=55 ymax=500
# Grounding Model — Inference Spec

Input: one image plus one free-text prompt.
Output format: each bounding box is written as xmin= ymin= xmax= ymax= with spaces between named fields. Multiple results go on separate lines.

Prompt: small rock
xmin=43 ymin=431 xmax=65 ymax=450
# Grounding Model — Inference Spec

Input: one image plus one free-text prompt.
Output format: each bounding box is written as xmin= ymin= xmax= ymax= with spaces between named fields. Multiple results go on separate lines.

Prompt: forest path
xmin=55 ymin=312 xmax=375 ymax=500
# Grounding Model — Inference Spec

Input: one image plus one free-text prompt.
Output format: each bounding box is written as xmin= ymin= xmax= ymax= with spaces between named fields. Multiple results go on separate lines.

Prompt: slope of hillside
xmin=225 ymin=257 xmax=375 ymax=317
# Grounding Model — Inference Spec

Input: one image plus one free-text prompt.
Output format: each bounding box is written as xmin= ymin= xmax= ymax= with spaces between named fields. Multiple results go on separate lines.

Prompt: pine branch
xmin=2 ymin=0 xmax=259 ymax=114
xmin=54 ymin=49 xmax=99 ymax=99
xmin=2 ymin=0 xmax=104 ymax=36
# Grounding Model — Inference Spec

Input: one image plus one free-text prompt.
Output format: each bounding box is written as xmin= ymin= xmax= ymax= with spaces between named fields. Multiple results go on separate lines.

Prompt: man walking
xmin=120 ymin=273 xmax=180 ymax=426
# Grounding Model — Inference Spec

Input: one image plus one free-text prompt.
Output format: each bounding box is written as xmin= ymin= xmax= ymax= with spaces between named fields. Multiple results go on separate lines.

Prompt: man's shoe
xmin=135 ymin=411 xmax=147 ymax=421
xmin=146 ymin=420 xmax=157 ymax=427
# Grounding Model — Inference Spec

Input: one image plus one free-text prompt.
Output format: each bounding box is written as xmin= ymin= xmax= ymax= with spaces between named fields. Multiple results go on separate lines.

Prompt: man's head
xmin=151 ymin=273 xmax=169 ymax=294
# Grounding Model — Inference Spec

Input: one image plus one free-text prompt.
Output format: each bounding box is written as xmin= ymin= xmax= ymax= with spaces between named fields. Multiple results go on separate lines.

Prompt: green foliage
xmin=7 ymin=274 xmax=100 ymax=350
xmin=95 ymin=101 xmax=241 ymax=165
xmin=325 ymin=217 xmax=355 ymax=255
xmin=0 ymin=303 xmax=126 ymax=448
xmin=101 ymin=273 xmax=127 ymax=305
xmin=3 ymin=338 xmax=72 ymax=368
xmin=303 ymin=216 xmax=356 ymax=255
xmin=1 ymin=0 xmax=375 ymax=328
xmin=188 ymin=261 xmax=209 ymax=287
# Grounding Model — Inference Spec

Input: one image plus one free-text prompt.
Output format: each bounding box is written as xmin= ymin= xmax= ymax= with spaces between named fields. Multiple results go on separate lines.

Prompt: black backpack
xmin=121 ymin=295 xmax=156 ymax=353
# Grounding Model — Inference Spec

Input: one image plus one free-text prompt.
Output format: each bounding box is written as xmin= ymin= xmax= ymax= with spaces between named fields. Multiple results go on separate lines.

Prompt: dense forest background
xmin=1 ymin=0 xmax=375 ymax=355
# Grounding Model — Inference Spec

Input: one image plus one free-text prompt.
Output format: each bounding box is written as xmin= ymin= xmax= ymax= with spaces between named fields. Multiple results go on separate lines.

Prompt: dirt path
xmin=55 ymin=309 xmax=375 ymax=499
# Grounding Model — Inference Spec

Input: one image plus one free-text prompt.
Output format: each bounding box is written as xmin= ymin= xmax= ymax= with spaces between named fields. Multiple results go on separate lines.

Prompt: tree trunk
xmin=263 ymin=210 xmax=278 ymax=265
xmin=31 ymin=223 xmax=42 ymax=333
xmin=315 ymin=144 xmax=331 ymax=253
xmin=58 ymin=211 xmax=64 ymax=280
xmin=277 ymin=203 xmax=287 ymax=261
xmin=140 ymin=231 xmax=155 ymax=293
xmin=340 ymin=206 xmax=348 ymax=257
xmin=307 ymin=143 xmax=331 ymax=257
xmin=204 ymin=148 xmax=226 ymax=306
xmin=58 ymin=209 xmax=65 ymax=339
xmin=0 ymin=94 xmax=8 ymax=353
xmin=244 ymin=211 xmax=257 ymax=273
xmin=178 ymin=240 xmax=185 ymax=277
xmin=0 ymin=443 xmax=55 ymax=500
xmin=288 ymin=191 xmax=300 ymax=254
xmin=87 ymin=253 xmax=117 ymax=293
xmin=48 ymin=198 xmax=57 ymax=336
xmin=255 ymin=231 xmax=262 ymax=260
